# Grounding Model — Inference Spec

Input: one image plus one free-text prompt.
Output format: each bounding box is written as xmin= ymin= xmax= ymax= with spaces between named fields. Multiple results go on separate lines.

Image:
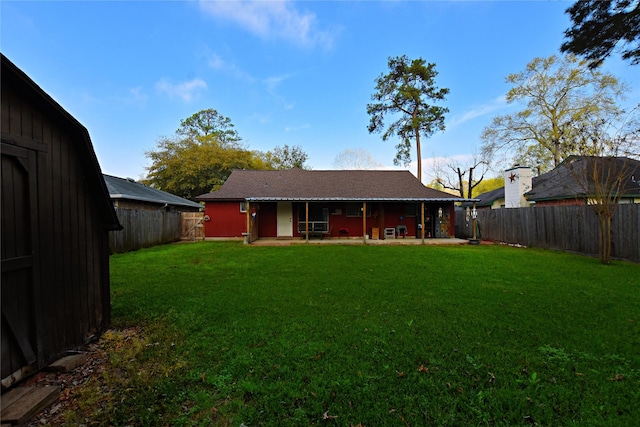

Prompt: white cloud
xmin=205 ymin=50 xmax=295 ymax=110
xmin=205 ymin=51 xmax=257 ymax=82
xmin=264 ymin=74 xmax=296 ymax=109
xmin=264 ymin=74 xmax=288 ymax=92
xmin=447 ymin=95 xmax=508 ymax=129
xmin=155 ymin=78 xmax=207 ymax=102
xmin=246 ymin=112 xmax=271 ymax=125
xmin=207 ymin=52 xmax=226 ymax=70
xmin=285 ymin=123 xmax=310 ymax=132
xmin=123 ymin=86 xmax=148 ymax=106
xmin=206 ymin=50 xmax=296 ymax=109
xmin=198 ymin=0 xmax=334 ymax=49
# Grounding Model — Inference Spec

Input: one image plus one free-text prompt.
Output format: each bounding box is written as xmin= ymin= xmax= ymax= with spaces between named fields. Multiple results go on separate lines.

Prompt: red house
xmin=195 ymin=169 xmax=464 ymax=242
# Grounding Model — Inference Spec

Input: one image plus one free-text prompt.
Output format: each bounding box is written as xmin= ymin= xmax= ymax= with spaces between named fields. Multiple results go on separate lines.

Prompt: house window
xmin=240 ymin=202 xmax=247 ymax=213
xmin=298 ymin=205 xmax=328 ymax=222
xmin=298 ymin=205 xmax=329 ymax=233
xmin=405 ymin=203 xmax=417 ymax=217
xmin=346 ymin=203 xmax=371 ymax=217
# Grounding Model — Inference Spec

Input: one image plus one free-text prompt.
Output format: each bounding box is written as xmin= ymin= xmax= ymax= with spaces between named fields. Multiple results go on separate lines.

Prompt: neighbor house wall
xmin=533 ymin=198 xmax=585 ymax=207
xmin=505 ymin=166 xmax=533 ymax=208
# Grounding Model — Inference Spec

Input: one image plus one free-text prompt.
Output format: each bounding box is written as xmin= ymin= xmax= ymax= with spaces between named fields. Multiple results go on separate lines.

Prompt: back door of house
xmin=277 ymin=202 xmax=293 ymax=237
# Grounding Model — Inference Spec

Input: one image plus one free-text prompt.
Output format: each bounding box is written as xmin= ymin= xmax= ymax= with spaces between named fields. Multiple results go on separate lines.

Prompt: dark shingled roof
xmin=195 ymin=169 xmax=468 ymax=202
xmin=525 ymin=156 xmax=640 ymax=202
xmin=469 ymin=156 xmax=640 ymax=206
xmin=463 ymin=186 xmax=505 ymax=208
xmin=105 ymin=175 xmax=202 ymax=209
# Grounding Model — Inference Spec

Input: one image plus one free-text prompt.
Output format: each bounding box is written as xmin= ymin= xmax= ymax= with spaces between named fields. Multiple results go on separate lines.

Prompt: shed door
xmin=1 ymin=143 xmax=41 ymax=387
xmin=277 ymin=202 xmax=293 ymax=237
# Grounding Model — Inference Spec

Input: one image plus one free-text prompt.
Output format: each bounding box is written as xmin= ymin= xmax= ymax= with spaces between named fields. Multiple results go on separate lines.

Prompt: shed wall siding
xmin=1 ymin=78 xmax=111 ymax=385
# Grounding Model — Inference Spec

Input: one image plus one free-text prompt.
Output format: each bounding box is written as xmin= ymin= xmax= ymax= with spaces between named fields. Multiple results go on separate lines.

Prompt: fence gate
xmin=1 ymin=143 xmax=43 ymax=388
xmin=181 ymin=212 xmax=205 ymax=241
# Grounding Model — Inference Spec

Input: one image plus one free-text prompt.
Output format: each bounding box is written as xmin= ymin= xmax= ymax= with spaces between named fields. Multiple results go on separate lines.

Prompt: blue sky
xmin=3 ymin=0 xmax=638 ymax=183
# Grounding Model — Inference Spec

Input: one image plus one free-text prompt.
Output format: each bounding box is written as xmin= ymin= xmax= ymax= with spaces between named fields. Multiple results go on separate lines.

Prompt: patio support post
xmin=305 ymin=202 xmax=309 ymax=243
xmin=362 ymin=201 xmax=367 ymax=244
xmin=246 ymin=201 xmax=251 ymax=243
xmin=421 ymin=202 xmax=425 ymax=244
xmin=468 ymin=202 xmax=480 ymax=245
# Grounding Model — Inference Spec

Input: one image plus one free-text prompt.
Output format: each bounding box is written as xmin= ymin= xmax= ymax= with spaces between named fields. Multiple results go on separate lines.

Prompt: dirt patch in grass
xmin=25 ymin=327 xmax=144 ymax=426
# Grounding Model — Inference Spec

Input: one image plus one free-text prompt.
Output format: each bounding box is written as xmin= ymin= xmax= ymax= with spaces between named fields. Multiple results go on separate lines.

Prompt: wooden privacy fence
xmin=110 ymin=208 xmax=182 ymax=253
xmin=455 ymin=204 xmax=639 ymax=262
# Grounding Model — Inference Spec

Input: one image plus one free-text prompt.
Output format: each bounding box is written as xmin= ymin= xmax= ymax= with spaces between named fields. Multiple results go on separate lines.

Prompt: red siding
xmin=203 ymin=201 xmax=456 ymax=239
xmin=204 ymin=202 xmax=246 ymax=237
xmin=257 ymin=203 xmax=277 ymax=237
xmin=534 ymin=198 xmax=584 ymax=207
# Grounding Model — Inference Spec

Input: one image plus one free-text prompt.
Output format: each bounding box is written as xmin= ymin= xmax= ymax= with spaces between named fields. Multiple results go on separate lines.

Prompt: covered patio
xmin=244 ymin=198 xmax=465 ymax=244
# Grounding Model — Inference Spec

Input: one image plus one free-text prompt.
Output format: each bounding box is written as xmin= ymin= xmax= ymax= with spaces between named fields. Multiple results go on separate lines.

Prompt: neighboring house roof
xmin=104 ymin=175 xmax=202 ymax=209
xmin=471 ymin=156 xmax=640 ymax=206
xmin=525 ymin=156 xmax=640 ymax=202
xmin=195 ymin=169 xmax=471 ymax=202
xmin=468 ymin=186 xmax=505 ymax=208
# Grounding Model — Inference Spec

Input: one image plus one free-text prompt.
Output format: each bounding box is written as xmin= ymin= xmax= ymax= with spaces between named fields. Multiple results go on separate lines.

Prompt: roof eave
xmin=245 ymin=197 xmax=472 ymax=202
xmin=111 ymin=194 xmax=201 ymax=208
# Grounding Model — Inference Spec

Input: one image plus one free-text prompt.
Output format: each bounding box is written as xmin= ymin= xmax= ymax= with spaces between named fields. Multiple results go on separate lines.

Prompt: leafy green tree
xmin=473 ymin=177 xmax=505 ymax=196
xmin=262 ymin=144 xmax=309 ymax=169
xmin=425 ymin=179 xmax=445 ymax=192
xmin=144 ymin=109 xmax=266 ymax=199
xmin=481 ymin=54 xmax=629 ymax=173
xmin=367 ymin=55 xmax=449 ymax=182
xmin=561 ymin=0 xmax=640 ymax=68
xmin=177 ymin=108 xmax=241 ymax=146
xmin=144 ymin=137 xmax=266 ymax=200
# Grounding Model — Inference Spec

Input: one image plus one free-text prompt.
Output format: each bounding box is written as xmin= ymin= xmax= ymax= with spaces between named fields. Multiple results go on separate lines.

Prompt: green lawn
xmin=76 ymin=242 xmax=639 ymax=426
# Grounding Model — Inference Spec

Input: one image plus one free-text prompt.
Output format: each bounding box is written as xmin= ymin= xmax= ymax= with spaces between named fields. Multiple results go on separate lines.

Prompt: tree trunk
xmin=456 ymin=167 xmax=464 ymax=198
xmin=415 ymin=128 xmax=422 ymax=182
xmin=597 ymin=211 xmax=613 ymax=264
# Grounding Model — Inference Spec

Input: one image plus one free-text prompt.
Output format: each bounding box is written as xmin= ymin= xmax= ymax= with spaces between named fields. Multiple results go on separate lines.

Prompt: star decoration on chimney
xmin=509 ymin=172 xmax=517 ymax=182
